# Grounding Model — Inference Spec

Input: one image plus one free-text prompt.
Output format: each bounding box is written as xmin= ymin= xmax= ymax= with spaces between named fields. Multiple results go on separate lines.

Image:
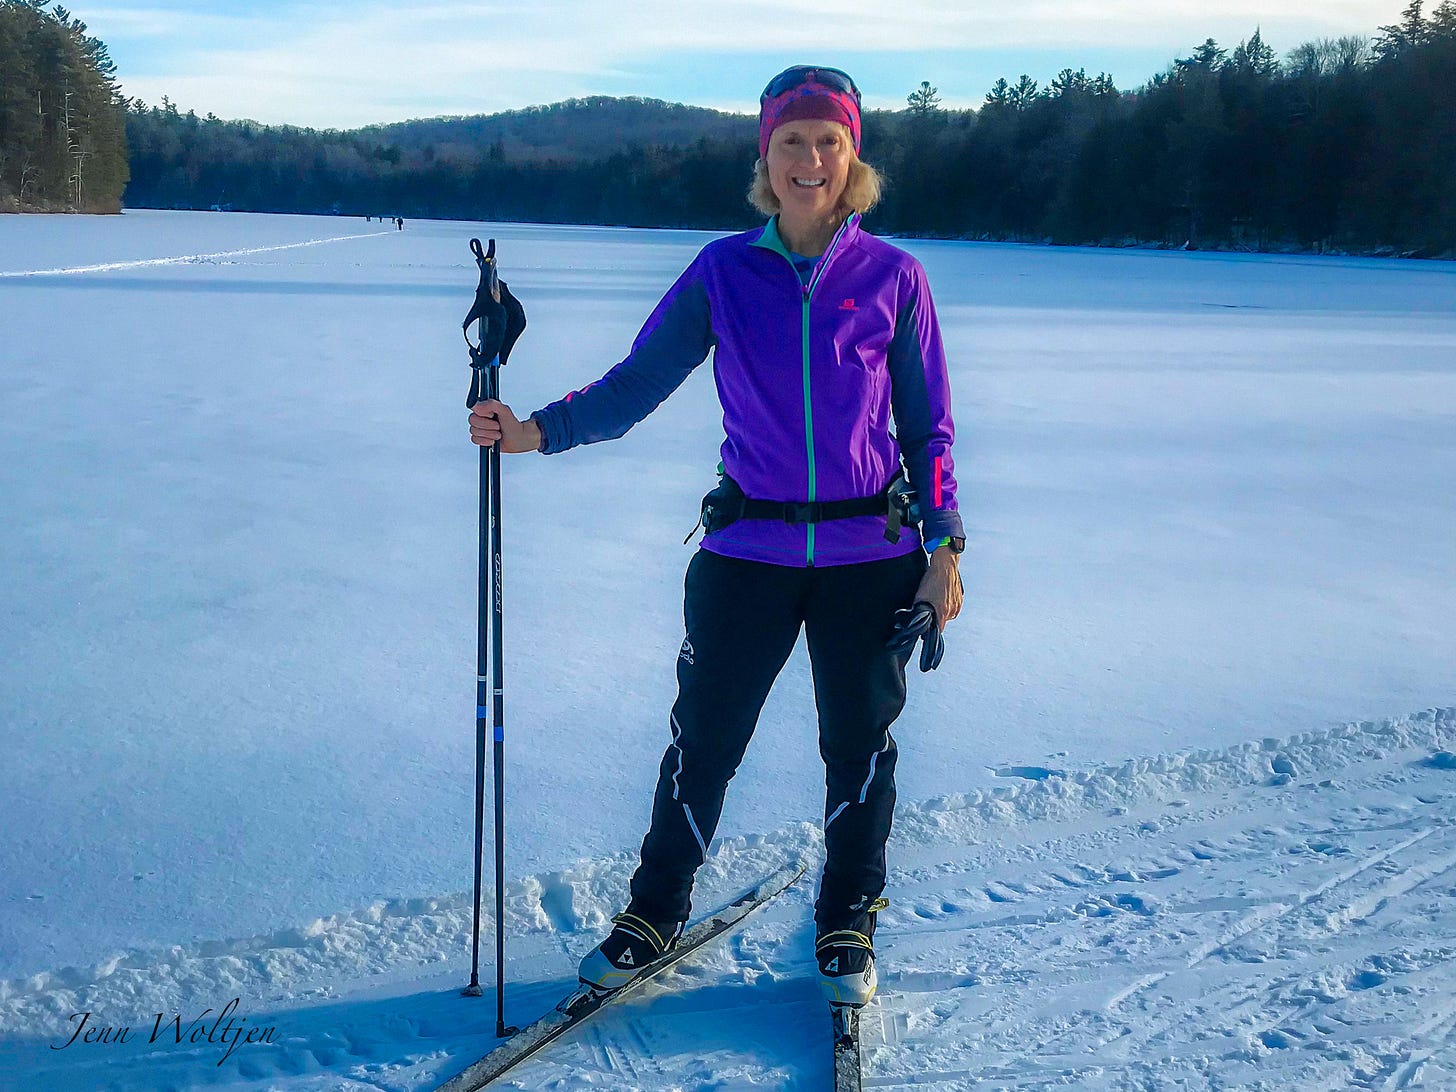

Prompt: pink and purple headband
xmin=758 ymin=66 xmax=862 ymax=160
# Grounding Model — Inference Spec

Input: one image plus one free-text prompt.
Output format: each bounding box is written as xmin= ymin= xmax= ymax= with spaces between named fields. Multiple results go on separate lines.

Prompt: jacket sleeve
xmin=531 ymin=256 xmax=716 ymax=454
xmin=886 ymin=261 xmax=965 ymax=546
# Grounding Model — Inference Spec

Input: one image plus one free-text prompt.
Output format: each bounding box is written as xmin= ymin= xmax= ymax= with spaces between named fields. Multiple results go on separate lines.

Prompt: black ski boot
xmin=578 ymin=911 xmax=684 ymax=993
xmin=817 ymin=897 xmax=888 ymax=1008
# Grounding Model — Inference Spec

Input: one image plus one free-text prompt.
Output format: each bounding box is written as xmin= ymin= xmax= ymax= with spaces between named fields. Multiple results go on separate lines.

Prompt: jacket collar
xmin=751 ymin=212 xmax=861 ymax=260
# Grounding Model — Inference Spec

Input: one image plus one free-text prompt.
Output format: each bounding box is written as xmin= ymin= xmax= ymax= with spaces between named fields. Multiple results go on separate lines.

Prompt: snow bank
xmin=2 ymin=709 xmax=1450 ymax=1043
xmin=897 ymin=707 xmax=1455 ymax=844
xmin=0 ymin=827 xmax=818 ymax=1040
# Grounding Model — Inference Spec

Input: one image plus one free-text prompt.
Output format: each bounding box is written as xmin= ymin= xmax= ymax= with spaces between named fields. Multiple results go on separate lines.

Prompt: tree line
xmin=10 ymin=1 xmax=1453 ymax=255
xmin=358 ymin=96 xmax=752 ymax=162
xmin=0 ymin=0 xmax=127 ymax=211
xmin=124 ymin=5 xmax=1455 ymax=255
xmin=875 ymin=5 xmax=1454 ymax=255
xmin=124 ymin=96 xmax=760 ymax=229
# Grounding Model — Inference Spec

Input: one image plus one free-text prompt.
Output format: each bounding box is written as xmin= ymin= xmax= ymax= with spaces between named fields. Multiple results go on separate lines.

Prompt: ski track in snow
xmin=4 ymin=708 xmax=1455 ymax=1091
xmin=0 ymin=231 xmax=389 ymax=278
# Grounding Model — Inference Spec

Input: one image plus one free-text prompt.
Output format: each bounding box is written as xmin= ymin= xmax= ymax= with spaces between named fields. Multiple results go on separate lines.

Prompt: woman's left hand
xmin=915 ymin=547 xmax=963 ymax=630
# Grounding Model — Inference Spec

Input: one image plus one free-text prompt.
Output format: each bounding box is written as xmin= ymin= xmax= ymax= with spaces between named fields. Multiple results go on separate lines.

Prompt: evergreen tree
xmin=1376 ymin=0 xmax=1430 ymax=58
xmin=1177 ymin=38 xmax=1228 ymax=75
xmin=983 ymin=78 xmax=1012 ymax=112
xmin=0 ymin=0 xmax=128 ymax=211
xmin=1048 ymin=68 xmax=1089 ymax=98
xmin=1229 ymin=28 xmax=1279 ymax=76
xmin=907 ymin=81 xmax=942 ymax=115
xmin=1008 ymin=75 xmax=1039 ymax=110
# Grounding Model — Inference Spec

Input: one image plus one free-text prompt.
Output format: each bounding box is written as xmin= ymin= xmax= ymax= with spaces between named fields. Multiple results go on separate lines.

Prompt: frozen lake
xmin=1 ymin=209 xmax=1454 ymax=988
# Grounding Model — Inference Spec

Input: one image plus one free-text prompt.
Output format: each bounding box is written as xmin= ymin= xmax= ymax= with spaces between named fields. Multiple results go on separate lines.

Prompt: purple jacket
xmin=532 ymin=214 xmax=963 ymax=568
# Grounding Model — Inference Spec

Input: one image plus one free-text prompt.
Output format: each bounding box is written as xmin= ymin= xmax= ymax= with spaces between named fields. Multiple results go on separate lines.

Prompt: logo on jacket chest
xmin=838 ymin=298 xmax=858 ymax=311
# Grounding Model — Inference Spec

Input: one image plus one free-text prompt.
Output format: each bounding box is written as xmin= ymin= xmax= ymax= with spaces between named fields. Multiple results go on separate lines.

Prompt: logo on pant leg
xmin=679 ymin=637 xmax=695 ymax=665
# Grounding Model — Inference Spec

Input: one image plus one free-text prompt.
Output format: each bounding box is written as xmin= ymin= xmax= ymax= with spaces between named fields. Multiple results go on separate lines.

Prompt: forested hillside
xmin=124 ymin=96 xmax=760 ymax=229
xmin=360 ymin=97 xmax=754 ymax=162
xmin=0 ymin=0 xmax=127 ymax=212
xmin=123 ymin=5 xmax=1455 ymax=255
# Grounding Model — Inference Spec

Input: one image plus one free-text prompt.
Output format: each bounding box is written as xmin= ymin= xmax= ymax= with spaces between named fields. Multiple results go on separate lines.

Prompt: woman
xmin=469 ymin=65 xmax=964 ymax=1009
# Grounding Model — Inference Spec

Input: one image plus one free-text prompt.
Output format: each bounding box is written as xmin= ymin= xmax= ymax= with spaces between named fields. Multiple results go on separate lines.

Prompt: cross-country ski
xmin=434 ymin=861 xmax=807 ymax=1091
xmin=831 ymin=1005 xmax=862 ymax=1092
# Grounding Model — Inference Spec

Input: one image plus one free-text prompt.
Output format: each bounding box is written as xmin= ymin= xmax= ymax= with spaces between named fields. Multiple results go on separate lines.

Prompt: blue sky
xmin=75 ymin=0 xmax=1400 ymax=129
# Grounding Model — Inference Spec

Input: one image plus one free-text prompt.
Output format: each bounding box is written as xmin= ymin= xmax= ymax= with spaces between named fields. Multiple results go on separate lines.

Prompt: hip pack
xmin=686 ymin=471 xmax=921 ymax=545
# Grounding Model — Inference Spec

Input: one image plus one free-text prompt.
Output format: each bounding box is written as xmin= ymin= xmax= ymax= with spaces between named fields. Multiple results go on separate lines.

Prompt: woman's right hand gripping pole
xmin=470 ymin=399 xmax=542 ymax=453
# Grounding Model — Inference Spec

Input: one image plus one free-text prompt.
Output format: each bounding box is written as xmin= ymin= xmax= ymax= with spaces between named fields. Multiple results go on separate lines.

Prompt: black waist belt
xmin=691 ymin=472 xmax=919 ymax=545
xmin=740 ymin=495 xmax=888 ymax=525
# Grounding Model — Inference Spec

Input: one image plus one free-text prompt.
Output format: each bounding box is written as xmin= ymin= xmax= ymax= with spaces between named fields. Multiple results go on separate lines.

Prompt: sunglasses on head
xmin=761 ymin=66 xmax=861 ymax=105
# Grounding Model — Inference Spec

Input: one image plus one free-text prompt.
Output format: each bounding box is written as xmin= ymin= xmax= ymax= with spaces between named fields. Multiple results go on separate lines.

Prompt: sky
xmin=77 ymin=1 xmax=1401 ymax=130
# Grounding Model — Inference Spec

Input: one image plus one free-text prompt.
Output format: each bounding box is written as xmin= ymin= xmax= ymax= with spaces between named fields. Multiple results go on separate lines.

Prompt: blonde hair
xmin=747 ymin=154 xmax=884 ymax=218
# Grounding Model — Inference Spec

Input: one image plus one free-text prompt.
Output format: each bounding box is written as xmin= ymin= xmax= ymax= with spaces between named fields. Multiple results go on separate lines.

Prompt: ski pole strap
xmin=467 ymin=349 xmax=498 ymax=406
xmin=461 ymin=237 xmax=527 ymax=409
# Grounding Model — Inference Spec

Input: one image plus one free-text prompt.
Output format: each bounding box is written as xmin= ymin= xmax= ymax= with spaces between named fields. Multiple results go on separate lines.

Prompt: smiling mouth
xmin=792 ymin=178 xmax=826 ymax=188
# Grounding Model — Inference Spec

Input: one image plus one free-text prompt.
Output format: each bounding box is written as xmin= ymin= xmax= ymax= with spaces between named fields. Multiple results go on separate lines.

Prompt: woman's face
xmin=766 ymin=119 xmax=853 ymax=222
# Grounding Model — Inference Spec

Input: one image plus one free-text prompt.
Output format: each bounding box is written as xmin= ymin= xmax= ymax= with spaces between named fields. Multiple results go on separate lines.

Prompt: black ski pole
xmin=461 ymin=238 xmax=526 ymax=1040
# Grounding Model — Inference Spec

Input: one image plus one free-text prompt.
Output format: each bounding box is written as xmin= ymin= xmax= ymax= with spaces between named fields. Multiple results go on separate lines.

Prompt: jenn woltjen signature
xmin=53 ymin=999 xmax=277 ymax=1066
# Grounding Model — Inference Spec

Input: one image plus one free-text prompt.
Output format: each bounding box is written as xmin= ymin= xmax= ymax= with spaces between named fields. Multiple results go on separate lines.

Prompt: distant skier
xmin=469 ymin=65 xmax=963 ymax=1012
xmin=396 ymin=217 xmax=404 ymax=231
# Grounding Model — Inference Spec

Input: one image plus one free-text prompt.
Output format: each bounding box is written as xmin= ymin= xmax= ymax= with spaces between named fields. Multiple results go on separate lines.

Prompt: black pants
xmin=627 ymin=547 xmax=926 ymax=935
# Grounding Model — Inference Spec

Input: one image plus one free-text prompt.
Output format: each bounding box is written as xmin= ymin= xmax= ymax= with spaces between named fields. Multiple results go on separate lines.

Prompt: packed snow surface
xmin=2 ymin=211 xmax=1454 ymax=1088
xmin=4 ymin=709 xmax=1454 ymax=1089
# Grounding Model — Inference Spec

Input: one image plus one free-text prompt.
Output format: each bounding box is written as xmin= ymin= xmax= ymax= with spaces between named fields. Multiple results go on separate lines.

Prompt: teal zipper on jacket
xmin=750 ymin=214 xmax=855 ymax=566
xmin=801 ymin=291 xmax=815 ymax=563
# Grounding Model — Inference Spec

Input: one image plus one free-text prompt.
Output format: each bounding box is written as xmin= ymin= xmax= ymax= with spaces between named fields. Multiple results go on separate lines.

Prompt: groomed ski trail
xmin=0 ymin=230 xmax=391 ymax=278
xmin=3 ymin=708 xmax=1453 ymax=1090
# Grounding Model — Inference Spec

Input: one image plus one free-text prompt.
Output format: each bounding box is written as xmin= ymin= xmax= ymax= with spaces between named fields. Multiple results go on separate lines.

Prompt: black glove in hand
xmin=887 ymin=601 xmax=944 ymax=672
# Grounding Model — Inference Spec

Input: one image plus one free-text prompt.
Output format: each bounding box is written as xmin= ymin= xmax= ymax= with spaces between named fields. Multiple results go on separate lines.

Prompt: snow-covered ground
xmin=1 ymin=210 xmax=1454 ymax=1089
xmin=4 ymin=711 xmax=1454 ymax=1089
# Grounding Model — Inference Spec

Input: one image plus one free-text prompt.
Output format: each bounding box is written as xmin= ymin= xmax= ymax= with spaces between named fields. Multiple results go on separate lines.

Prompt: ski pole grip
xmin=462 ymin=238 xmax=528 ymax=409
